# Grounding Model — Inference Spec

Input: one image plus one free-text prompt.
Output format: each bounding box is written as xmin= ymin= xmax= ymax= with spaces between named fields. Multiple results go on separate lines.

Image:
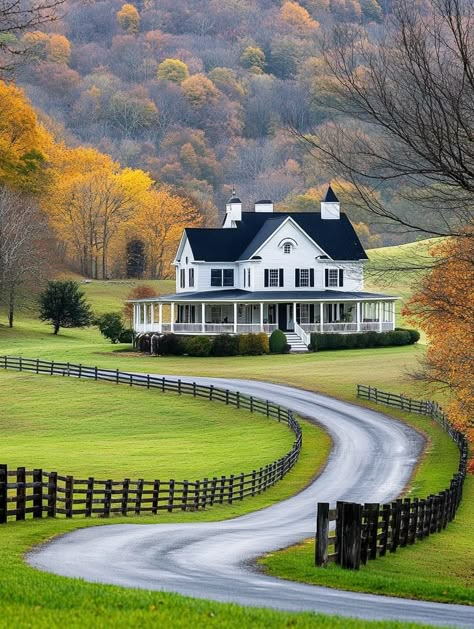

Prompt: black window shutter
xmin=279 ymin=268 xmax=284 ymax=287
xmin=264 ymin=269 xmax=269 ymax=287
xmin=325 ymin=269 xmax=329 ymax=287
xmin=310 ymin=268 xmax=314 ymax=287
xmin=339 ymin=269 xmax=344 ymax=286
xmin=295 ymin=269 xmax=300 ymax=287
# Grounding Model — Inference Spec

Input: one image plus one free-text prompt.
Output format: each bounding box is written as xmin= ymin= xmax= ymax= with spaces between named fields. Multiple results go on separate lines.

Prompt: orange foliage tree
xmin=404 ymin=236 xmax=474 ymax=470
xmin=123 ymin=285 xmax=159 ymax=321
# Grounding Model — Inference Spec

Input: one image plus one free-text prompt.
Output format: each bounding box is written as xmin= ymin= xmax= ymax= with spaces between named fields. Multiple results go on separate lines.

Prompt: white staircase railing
xmin=294 ymin=322 xmax=310 ymax=347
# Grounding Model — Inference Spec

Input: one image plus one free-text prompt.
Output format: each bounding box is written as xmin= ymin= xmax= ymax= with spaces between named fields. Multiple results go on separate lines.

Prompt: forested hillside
xmin=17 ymin=0 xmax=389 ymax=235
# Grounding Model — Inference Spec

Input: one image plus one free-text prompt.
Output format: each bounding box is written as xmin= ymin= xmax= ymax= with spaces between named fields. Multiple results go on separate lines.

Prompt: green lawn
xmin=0 ymin=371 xmax=300 ymax=479
xmin=0 ymin=516 xmax=433 ymax=629
xmin=261 ymin=478 xmax=473 ymax=607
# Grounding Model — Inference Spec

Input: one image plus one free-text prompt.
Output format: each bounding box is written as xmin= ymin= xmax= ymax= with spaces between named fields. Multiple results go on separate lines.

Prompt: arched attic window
xmin=279 ymin=238 xmax=297 ymax=254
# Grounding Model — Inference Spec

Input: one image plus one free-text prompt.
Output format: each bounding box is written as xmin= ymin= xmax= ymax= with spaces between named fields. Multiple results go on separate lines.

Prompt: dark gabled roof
xmin=228 ymin=196 xmax=241 ymax=203
xmin=324 ymin=185 xmax=339 ymax=203
xmin=184 ymin=211 xmax=367 ymax=262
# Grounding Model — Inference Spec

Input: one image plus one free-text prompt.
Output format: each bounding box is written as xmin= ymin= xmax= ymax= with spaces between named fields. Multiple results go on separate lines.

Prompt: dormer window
xmin=283 ymin=242 xmax=292 ymax=255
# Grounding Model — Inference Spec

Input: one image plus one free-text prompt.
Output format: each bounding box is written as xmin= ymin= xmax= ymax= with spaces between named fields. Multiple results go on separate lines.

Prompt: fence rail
xmin=0 ymin=356 xmax=302 ymax=523
xmin=315 ymin=385 xmax=468 ymax=570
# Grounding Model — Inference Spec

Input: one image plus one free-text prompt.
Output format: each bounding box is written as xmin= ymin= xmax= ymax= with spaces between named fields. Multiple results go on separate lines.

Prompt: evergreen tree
xmin=39 ymin=280 xmax=92 ymax=335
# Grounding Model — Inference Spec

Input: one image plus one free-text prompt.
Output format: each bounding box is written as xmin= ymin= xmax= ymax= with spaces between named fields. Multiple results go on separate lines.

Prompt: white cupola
xmin=321 ymin=185 xmax=340 ymax=220
xmin=223 ymin=186 xmax=242 ymax=227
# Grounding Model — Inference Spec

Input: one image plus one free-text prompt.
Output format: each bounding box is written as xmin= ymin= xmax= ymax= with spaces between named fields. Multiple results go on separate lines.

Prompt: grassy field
xmin=0 ymin=371 xmax=301 ymax=479
xmin=0 ymin=516 xmax=434 ymax=629
xmin=261 ymin=477 xmax=473 ymax=606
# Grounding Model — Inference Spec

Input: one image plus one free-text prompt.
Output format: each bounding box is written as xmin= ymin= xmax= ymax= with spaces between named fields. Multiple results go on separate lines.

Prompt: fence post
xmin=33 ymin=469 xmax=43 ymax=519
xmin=315 ymin=502 xmax=330 ymax=567
xmin=210 ymin=477 xmax=217 ymax=506
xmin=228 ymin=475 xmax=234 ymax=504
xmin=121 ymin=479 xmax=130 ymax=516
xmin=65 ymin=475 xmax=74 ymax=518
xmin=16 ymin=467 xmax=26 ymax=522
xmin=168 ymin=479 xmax=175 ymax=512
xmin=390 ymin=500 xmax=402 ymax=552
xmin=48 ymin=472 xmax=57 ymax=518
xmin=411 ymin=499 xmax=419 ymax=544
xmin=85 ymin=477 xmax=94 ymax=517
xmin=104 ymin=479 xmax=112 ymax=517
xmin=135 ymin=479 xmax=144 ymax=515
xmin=152 ymin=479 xmax=160 ymax=514
xmin=182 ymin=480 xmax=189 ymax=511
xmin=0 ymin=465 xmax=7 ymax=524
xmin=340 ymin=502 xmax=362 ymax=570
xmin=335 ymin=501 xmax=344 ymax=564
xmin=193 ymin=480 xmax=201 ymax=511
xmin=401 ymin=498 xmax=411 ymax=547
xmin=251 ymin=470 xmax=257 ymax=496
xmin=364 ymin=503 xmax=379 ymax=561
xmin=379 ymin=504 xmax=390 ymax=556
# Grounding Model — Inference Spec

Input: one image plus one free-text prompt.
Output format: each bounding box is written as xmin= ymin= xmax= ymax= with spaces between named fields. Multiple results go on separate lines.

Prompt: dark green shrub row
xmin=309 ymin=328 xmax=420 ymax=352
xmin=137 ymin=333 xmax=270 ymax=357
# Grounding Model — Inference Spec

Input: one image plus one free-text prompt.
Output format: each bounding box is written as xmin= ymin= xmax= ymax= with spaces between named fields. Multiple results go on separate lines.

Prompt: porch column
xmin=320 ymin=302 xmax=324 ymax=333
xmin=378 ymin=302 xmax=383 ymax=332
xmin=159 ymin=303 xmax=163 ymax=333
xmin=201 ymin=303 xmax=205 ymax=333
xmin=141 ymin=304 xmax=145 ymax=329
xmin=150 ymin=303 xmax=155 ymax=328
xmin=170 ymin=303 xmax=175 ymax=333
xmin=292 ymin=302 xmax=296 ymax=329
xmin=259 ymin=303 xmax=264 ymax=332
xmin=133 ymin=304 xmax=138 ymax=329
xmin=233 ymin=303 xmax=238 ymax=334
xmin=356 ymin=302 xmax=361 ymax=332
xmin=392 ymin=301 xmax=396 ymax=330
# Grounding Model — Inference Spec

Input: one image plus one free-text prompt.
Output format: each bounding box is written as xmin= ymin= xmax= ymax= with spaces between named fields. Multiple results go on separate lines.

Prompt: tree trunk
xmin=8 ymin=286 xmax=14 ymax=328
xmin=53 ymin=322 xmax=60 ymax=335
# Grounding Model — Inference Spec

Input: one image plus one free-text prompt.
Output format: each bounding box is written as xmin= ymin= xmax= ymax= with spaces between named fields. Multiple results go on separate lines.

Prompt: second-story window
xmin=325 ymin=268 xmax=344 ymax=288
xmin=295 ymin=268 xmax=315 ymax=287
xmin=211 ymin=269 xmax=234 ymax=287
xmin=264 ymin=268 xmax=284 ymax=287
xmin=189 ymin=267 xmax=194 ymax=288
xmin=180 ymin=268 xmax=186 ymax=288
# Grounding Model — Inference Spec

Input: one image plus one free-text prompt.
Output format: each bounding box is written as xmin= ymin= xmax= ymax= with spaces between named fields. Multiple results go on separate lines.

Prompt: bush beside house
xmin=309 ymin=328 xmax=419 ymax=351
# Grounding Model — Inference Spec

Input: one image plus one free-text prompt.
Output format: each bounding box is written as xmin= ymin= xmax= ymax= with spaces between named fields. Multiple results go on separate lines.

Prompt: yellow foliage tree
xmin=46 ymin=34 xmax=71 ymax=64
xmin=128 ymin=187 xmax=202 ymax=279
xmin=280 ymin=1 xmax=319 ymax=34
xmin=116 ymin=3 xmax=141 ymax=34
xmin=181 ymin=74 xmax=220 ymax=108
xmin=0 ymin=80 xmax=51 ymax=193
xmin=157 ymin=58 xmax=190 ymax=83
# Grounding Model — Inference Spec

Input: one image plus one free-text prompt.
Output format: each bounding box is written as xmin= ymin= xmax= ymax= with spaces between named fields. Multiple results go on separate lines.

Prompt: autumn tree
xmin=405 ymin=236 xmax=474 ymax=466
xmin=181 ymin=73 xmax=220 ymax=108
xmin=116 ymin=4 xmax=140 ymax=34
xmin=240 ymin=46 xmax=265 ymax=73
xmin=157 ymin=58 xmax=189 ymax=83
xmin=280 ymin=1 xmax=319 ymax=35
xmin=0 ymin=0 xmax=64 ymax=74
xmin=123 ymin=284 xmax=158 ymax=320
xmin=128 ymin=187 xmax=202 ymax=279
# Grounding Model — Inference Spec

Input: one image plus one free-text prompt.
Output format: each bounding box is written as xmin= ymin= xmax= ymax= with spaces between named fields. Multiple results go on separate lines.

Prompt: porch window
xmin=298 ymin=304 xmax=310 ymax=323
xmin=295 ymin=268 xmax=315 ymax=287
xmin=210 ymin=306 xmax=222 ymax=323
xmin=265 ymin=268 xmax=284 ymax=287
xmin=211 ymin=269 xmax=234 ymax=287
xmin=189 ymin=268 xmax=194 ymax=288
xmin=325 ymin=268 xmax=344 ymax=288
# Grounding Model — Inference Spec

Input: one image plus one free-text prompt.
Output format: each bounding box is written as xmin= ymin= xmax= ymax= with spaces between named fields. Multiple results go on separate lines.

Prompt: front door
xmin=278 ymin=303 xmax=295 ymax=331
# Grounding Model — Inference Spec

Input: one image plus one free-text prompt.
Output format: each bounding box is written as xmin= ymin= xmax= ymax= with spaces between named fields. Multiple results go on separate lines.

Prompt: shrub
xmin=137 ymin=333 xmax=151 ymax=353
xmin=257 ymin=332 xmax=270 ymax=354
xmin=396 ymin=327 xmax=421 ymax=344
xmin=283 ymin=343 xmax=291 ymax=354
xmin=157 ymin=333 xmax=185 ymax=356
xmin=185 ymin=335 xmax=212 ymax=357
xmin=269 ymin=329 xmax=287 ymax=353
xmin=310 ymin=329 xmax=416 ymax=351
xmin=95 ymin=312 xmax=126 ymax=344
xmin=239 ymin=333 xmax=268 ymax=355
xmin=119 ymin=328 xmax=134 ymax=344
xmin=211 ymin=334 xmax=240 ymax=356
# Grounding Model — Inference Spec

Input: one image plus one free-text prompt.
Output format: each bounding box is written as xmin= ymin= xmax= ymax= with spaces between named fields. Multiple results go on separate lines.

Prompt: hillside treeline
xmin=15 ymin=0 xmax=389 ymax=242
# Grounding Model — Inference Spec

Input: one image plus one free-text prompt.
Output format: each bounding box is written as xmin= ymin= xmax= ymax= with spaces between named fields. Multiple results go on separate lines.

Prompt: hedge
xmin=137 ymin=333 xmax=269 ymax=356
xmin=309 ymin=328 xmax=420 ymax=352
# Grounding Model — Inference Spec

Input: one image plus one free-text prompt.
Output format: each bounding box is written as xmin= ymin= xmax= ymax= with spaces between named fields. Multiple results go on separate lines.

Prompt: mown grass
xmin=260 ymin=478 xmax=473 ymax=606
xmin=0 ymin=371 xmax=299 ymax=479
xmin=0 ymin=517 xmax=432 ymax=629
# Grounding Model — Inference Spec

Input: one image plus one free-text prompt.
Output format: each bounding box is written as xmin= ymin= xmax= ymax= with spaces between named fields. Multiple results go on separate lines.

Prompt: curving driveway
xmin=28 ymin=377 xmax=474 ymax=627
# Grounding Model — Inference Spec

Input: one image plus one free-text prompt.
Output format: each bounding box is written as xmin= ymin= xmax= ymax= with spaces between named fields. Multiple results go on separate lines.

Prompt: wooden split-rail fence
xmin=0 ymin=356 xmax=302 ymax=523
xmin=315 ymin=385 xmax=468 ymax=570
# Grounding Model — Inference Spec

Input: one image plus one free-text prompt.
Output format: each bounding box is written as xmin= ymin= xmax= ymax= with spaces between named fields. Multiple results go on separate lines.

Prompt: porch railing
xmin=294 ymin=322 xmax=310 ymax=346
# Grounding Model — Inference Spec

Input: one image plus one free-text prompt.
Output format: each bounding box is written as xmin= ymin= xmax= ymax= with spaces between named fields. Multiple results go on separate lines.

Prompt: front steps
xmin=285 ymin=332 xmax=308 ymax=353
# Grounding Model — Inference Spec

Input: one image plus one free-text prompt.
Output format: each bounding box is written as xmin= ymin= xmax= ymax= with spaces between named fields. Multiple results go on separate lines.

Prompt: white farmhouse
xmin=131 ymin=186 xmax=398 ymax=351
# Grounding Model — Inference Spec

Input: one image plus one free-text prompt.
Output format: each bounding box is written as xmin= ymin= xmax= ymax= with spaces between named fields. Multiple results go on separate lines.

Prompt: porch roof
xmin=131 ymin=289 xmax=399 ymax=303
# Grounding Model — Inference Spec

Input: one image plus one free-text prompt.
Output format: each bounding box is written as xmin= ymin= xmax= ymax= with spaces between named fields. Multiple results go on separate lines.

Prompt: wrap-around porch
xmin=133 ymin=297 xmax=397 ymax=345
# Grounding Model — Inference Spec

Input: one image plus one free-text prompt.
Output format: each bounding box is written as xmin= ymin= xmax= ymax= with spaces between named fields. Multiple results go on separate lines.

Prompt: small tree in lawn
xmin=39 ymin=280 xmax=92 ymax=335
xmin=96 ymin=312 xmax=127 ymax=344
